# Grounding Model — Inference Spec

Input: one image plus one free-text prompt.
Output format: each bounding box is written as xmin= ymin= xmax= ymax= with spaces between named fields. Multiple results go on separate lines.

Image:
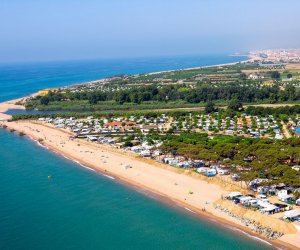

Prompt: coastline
xmin=27 ymin=54 xmax=254 ymax=93
xmin=0 ymin=119 xmax=299 ymax=250
xmin=0 ymin=55 xmax=252 ymax=116
xmin=1 ymin=54 xmax=299 ymax=249
xmin=0 ymin=98 xmax=25 ymax=120
xmin=133 ymin=55 xmax=253 ymax=76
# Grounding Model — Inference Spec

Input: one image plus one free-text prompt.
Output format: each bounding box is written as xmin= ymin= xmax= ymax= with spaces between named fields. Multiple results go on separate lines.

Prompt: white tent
xmin=197 ymin=167 xmax=210 ymax=174
xmin=257 ymin=200 xmax=270 ymax=208
xmin=239 ymin=196 xmax=252 ymax=204
xmin=261 ymin=204 xmax=278 ymax=212
xmin=228 ymin=192 xmax=242 ymax=198
xmin=285 ymin=210 xmax=300 ymax=219
xmin=140 ymin=150 xmax=151 ymax=157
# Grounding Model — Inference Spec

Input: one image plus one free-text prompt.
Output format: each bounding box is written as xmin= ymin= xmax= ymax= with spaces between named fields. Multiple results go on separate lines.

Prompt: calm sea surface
xmin=0 ymin=55 xmax=246 ymax=102
xmin=0 ymin=55 xmax=274 ymax=249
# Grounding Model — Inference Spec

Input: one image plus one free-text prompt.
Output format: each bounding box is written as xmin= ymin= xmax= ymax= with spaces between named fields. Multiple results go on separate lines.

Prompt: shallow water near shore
xmin=0 ymin=129 xmax=274 ymax=250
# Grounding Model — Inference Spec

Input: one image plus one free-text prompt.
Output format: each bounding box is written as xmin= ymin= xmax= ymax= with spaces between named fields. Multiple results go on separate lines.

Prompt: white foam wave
xmin=80 ymin=164 xmax=96 ymax=172
xmin=72 ymin=160 xmax=96 ymax=172
xmin=35 ymin=140 xmax=48 ymax=149
xmin=184 ymin=207 xmax=196 ymax=214
xmin=62 ymin=155 xmax=70 ymax=160
xmin=103 ymin=174 xmax=115 ymax=180
xmin=229 ymin=227 xmax=272 ymax=246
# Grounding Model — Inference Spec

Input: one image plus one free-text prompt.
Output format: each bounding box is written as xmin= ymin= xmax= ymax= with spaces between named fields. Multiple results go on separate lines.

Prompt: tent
xmin=285 ymin=210 xmax=300 ymax=219
xmin=239 ymin=196 xmax=252 ymax=204
xmin=261 ymin=204 xmax=279 ymax=213
xmin=228 ymin=192 xmax=242 ymax=198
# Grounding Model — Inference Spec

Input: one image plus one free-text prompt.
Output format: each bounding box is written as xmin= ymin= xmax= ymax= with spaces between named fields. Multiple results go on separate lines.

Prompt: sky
xmin=1 ymin=0 xmax=300 ymax=63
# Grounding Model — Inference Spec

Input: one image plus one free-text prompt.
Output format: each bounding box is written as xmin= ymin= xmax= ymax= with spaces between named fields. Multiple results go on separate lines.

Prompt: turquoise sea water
xmin=0 ymin=130 xmax=273 ymax=250
xmin=0 ymin=55 xmax=275 ymax=249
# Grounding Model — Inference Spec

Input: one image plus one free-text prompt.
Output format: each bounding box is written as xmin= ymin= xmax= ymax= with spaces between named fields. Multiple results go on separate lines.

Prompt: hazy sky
xmin=1 ymin=0 xmax=300 ymax=62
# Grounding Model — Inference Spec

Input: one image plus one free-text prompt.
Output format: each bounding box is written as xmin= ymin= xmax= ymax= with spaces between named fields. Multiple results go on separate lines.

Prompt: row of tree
xmin=245 ymin=105 xmax=300 ymax=116
xmin=35 ymin=82 xmax=299 ymax=106
xmin=160 ymin=132 xmax=300 ymax=187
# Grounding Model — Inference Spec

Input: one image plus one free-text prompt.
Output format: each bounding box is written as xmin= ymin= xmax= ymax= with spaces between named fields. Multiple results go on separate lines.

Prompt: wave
xmin=229 ymin=226 xmax=272 ymax=246
xmin=184 ymin=207 xmax=196 ymax=214
xmin=103 ymin=174 xmax=115 ymax=180
xmin=72 ymin=160 xmax=96 ymax=172
xmin=62 ymin=154 xmax=70 ymax=160
xmin=35 ymin=140 xmax=48 ymax=149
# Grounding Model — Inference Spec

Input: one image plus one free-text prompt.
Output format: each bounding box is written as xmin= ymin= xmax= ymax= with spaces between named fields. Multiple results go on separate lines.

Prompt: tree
xmin=239 ymin=73 xmax=247 ymax=80
xmin=227 ymin=99 xmax=243 ymax=112
xmin=285 ymin=84 xmax=296 ymax=101
xmin=124 ymin=141 xmax=133 ymax=147
xmin=287 ymin=73 xmax=293 ymax=79
xmin=40 ymin=96 xmax=50 ymax=105
xmin=279 ymin=114 xmax=288 ymax=123
xmin=240 ymin=172 xmax=258 ymax=188
xmin=130 ymin=92 xmax=141 ymax=104
xmin=270 ymin=71 xmax=281 ymax=80
xmin=115 ymin=92 xmax=128 ymax=105
xmin=205 ymin=101 xmax=216 ymax=113
xmin=88 ymin=93 xmax=98 ymax=104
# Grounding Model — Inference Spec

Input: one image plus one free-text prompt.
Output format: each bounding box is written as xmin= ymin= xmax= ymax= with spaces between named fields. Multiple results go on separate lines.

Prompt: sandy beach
xmin=0 ymin=55 xmax=299 ymax=249
xmin=0 ymin=114 xmax=299 ymax=249
xmin=0 ymin=98 xmax=25 ymax=121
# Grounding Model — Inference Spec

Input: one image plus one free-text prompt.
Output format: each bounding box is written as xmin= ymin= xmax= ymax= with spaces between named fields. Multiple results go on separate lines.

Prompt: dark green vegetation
xmin=246 ymin=105 xmax=300 ymax=116
xmin=24 ymin=63 xmax=300 ymax=112
xmin=27 ymin=82 xmax=299 ymax=110
xmin=26 ymin=99 xmax=204 ymax=112
xmin=11 ymin=104 xmax=300 ymax=122
xmin=158 ymin=133 xmax=300 ymax=187
xmin=11 ymin=110 xmax=201 ymax=121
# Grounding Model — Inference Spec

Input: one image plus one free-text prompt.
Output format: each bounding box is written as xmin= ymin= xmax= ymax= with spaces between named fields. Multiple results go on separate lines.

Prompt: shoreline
xmin=1 ymin=54 xmax=253 ymax=104
xmin=0 ymin=54 xmax=253 ymax=118
xmin=1 ymin=120 xmax=299 ymax=250
xmin=1 ymin=54 xmax=299 ymax=249
xmin=0 ymin=55 xmax=252 ymax=119
xmin=0 ymin=98 xmax=26 ymax=121
xmin=79 ymin=55 xmax=253 ymax=87
xmin=135 ymin=55 xmax=253 ymax=76
xmin=39 ymin=145 xmax=279 ymax=249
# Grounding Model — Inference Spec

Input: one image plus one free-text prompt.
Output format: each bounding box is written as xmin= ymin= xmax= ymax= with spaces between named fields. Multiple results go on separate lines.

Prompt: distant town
xmin=249 ymin=48 xmax=300 ymax=63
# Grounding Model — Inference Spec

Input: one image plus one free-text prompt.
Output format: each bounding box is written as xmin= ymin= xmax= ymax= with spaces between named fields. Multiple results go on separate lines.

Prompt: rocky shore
xmin=214 ymin=204 xmax=284 ymax=239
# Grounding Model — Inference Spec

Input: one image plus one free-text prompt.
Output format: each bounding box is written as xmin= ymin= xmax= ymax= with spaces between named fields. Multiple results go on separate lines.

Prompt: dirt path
xmin=281 ymin=122 xmax=292 ymax=139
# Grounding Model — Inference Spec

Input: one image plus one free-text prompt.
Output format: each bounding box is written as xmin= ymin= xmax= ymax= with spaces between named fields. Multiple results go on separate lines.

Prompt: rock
xmin=213 ymin=205 xmax=284 ymax=239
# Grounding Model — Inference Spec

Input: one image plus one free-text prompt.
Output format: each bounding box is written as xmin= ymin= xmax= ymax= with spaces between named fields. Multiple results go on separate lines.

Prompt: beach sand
xmin=1 ymin=56 xmax=299 ymax=248
xmin=0 ymin=98 xmax=25 ymax=120
xmin=1 ymin=118 xmax=299 ymax=250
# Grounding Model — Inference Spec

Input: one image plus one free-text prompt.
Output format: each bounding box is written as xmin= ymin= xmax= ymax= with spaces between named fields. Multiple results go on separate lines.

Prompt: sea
xmin=0 ymin=55 xmax=275 ymax=249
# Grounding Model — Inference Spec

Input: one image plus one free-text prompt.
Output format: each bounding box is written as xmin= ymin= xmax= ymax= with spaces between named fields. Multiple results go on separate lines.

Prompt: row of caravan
xmin=197 ymin=166 xmax=230 ymax=177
